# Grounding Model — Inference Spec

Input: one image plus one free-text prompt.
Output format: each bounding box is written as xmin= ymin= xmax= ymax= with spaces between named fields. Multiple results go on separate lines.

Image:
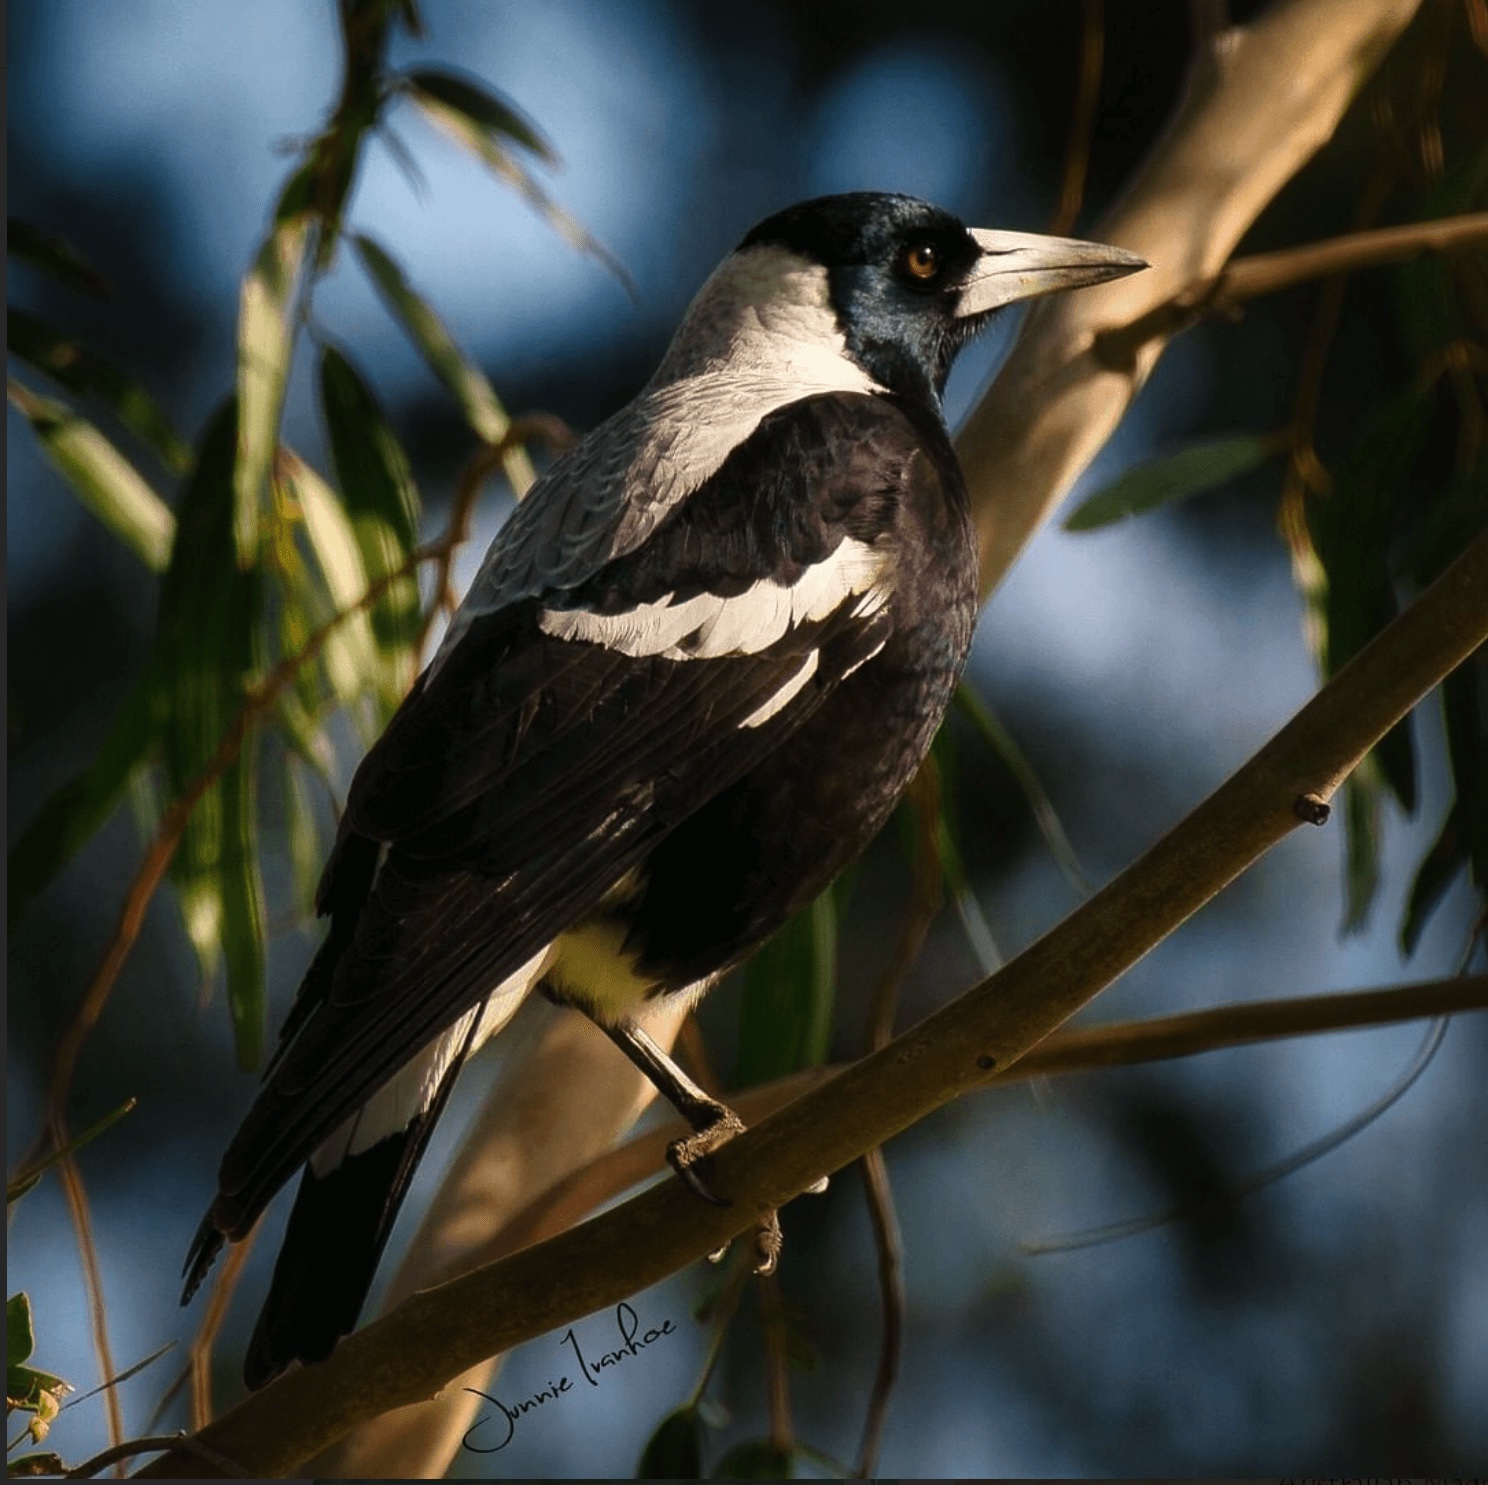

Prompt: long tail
xmin=240 ymin=1017 xmax=472 ymax=1390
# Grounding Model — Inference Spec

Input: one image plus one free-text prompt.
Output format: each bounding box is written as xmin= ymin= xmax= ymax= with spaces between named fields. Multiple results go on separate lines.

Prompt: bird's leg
xmin=602 ymin=1019 xmax=782 ymax=1273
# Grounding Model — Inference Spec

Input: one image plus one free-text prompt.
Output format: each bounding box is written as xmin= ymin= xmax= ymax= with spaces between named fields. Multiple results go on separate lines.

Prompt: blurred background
xmin=7 ymin=0 xmax=1486 ymax=1476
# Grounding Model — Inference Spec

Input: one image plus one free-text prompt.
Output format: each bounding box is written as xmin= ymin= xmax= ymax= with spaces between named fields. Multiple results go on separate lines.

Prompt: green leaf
xmin=9 ymin=1294 xmax=35 ymax=1368
xmin=1063 ymin=434 xmax=1276 ymax=531
xmin=157 ymin=399 xmax=268 ymax=1067
xmin=319 ymin=345 xmax=423 ymax=713
xmin=7 ymin=378 xmax=175 ymax=570
xmin=351 ymin=234 xmax=536 ymax=491
xmin=235 ymin=218 xmax=310 ymax=567
xmin=401 ymin=84 xmax=632 ymax=292
xmin=955 ymin=682 xmax=1090 ymax=897
xmin=8 ymin=665 xmax=160 ymax=925
xmin=1305 ymin=390 xmax=1430 ymax=926
xmin=735 ymin=887 xmax=836 ymax=1089
xmin=7 ymin=218 xmax=109 ymax=297
xmin=276 ymin=447 xmax=382 ymax=708
xmin=1400 ymin=803 xmax=1467 ymax=957
xmin=6 ymin=1451 xmax=66 ymax=1476
xmin=6 ymin=1098 xmax=137 ymax=1208
xmin=402 ymin=68 xmax=556 ymax=162
xmin=7 ymin=1295 xmax=71 ymax=1446
xmin=283 ymin=754 xmax=322 ymax=919
xmin=8 ymin=307 xmax=192 ymax=473
xmin=711 ymin=1440 xmax=793 ymax=1478
xmin=637 ymin=1406 xmax=704 ymax=1479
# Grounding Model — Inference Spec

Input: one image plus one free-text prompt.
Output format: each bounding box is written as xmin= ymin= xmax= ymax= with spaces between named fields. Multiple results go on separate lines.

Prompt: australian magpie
xmin=182 ymin=191 xmax=1144 ymax=1387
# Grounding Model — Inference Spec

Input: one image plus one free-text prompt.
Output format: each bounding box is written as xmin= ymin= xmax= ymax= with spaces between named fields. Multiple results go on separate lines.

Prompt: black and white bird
xmin=183 ymin=191 xmax=1144 ymax=1387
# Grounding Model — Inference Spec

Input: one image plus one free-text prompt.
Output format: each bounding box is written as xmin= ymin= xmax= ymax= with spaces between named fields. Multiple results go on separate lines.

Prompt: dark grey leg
xmin=602 ymin=1018 xmax=782 ymax=1273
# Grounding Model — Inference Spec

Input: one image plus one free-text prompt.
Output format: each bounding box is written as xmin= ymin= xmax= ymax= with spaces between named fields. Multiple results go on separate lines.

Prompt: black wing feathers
xmin=207 ymin=391 xmax=934 ymax=1240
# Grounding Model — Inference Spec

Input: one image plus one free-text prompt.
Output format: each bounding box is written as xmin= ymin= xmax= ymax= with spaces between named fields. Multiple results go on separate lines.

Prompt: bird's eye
xmin=901 ymin=242 xmax=940 ymax=282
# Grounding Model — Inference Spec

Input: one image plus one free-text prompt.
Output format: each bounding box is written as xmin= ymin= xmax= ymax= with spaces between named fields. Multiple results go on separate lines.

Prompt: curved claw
xmin=670 ymin=1152 xmax=732 ymax=1207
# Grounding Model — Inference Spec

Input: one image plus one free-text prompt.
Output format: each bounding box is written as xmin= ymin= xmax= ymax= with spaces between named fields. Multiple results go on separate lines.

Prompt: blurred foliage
xmin=1064 ymin=18 xmax=1488 ymax=945
xmin=7 ymin=1294 xmax=72 ymax=1450
xmin=5 ymin=0 xmax=555 ymax=1069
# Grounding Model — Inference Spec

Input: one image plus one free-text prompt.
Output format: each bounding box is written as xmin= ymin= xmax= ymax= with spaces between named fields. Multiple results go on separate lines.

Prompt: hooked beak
xmin=954 ymin=228 xmax=1147 ymax=318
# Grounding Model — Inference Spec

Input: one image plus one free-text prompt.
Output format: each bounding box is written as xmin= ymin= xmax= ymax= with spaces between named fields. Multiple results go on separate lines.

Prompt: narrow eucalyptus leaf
xmin=8 ymin=1293 xmax=36 ymax=1368
xmin=711 ymin=1440 xmax=793 ymax=1478
xmin=637 ymin=1406 xmax=704 ymax=1479
xmin=1400 ymin=804 xmax=1467 ymax=956
xmin=236 ymin=219 xmax=309 ymax=567
xmin=7 ymin=378 xmax=175 ymax=569
xmin=352 ymin=234 xmax=535 ymax=492
xmin=8 ymin=308 xmax=192 ymax=473
xmin=220 ymin=732 xmax=268 ymax=1069
xmin=8 ymin=665 xmax=160 ymax=925
xmin=157 ymin=399 xmax=265 ymax=1038
xmin=736 ymin=886 xmax=837 ymax=1088
xmin=7 ymin=218 xmax=109 ymax=296
xmin=283 ymin=754 xmax=323 ymax=919
xmin=403 ymin=68 xmax=556 ymax=161
xmin=319 ymin=345 xmax=422 ymax=712
xmin=1064 ymin=434 xmax=1274 ymax=531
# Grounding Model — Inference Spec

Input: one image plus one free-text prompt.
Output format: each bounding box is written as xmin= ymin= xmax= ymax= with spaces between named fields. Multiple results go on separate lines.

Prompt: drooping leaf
xmin=1305 ymin=391 xmax=1430 ymax=928
xmin=275 ymin=447 xmax=382 ymax=709
xmin=8 ymin=1293 xmax=35 ymax=1367
xmin=711 ymin=1440 xmax=793 ymax=1478
xmin=352 ymin=234 xmax=536 ymax=491
xmin=235 ymin=217 xmax=310 ymax=567
xmin=283 ymin=753 xmax=323 ymax=920
xmin=402 ymin=68 xmax=557 ymax=162
xmin=7 ymin=1294 xmax=72 ymax=1446
xmin=6 ymin=1098 xmax=137 ymax=1209
xmin=157 ymin=399 xmax=267 ymax=1067
xmin=7 ymin=378 xmax=175 ymax=570
xmin=735 ymin=887 xmax=836 ymax=1089
xmin=8 ymin=307 xmax=192 ymax=473
xmin=7 ymin=218 xmax=109 ymax=297
xmin=319 ymin=345 xmax=422 ymax=712
xmin=954 ymin=681 xmax=1090 ymax=896
xmin=401 ymin=80 xmax=632 ymax=291
xmin=637 ymin=1405 xmax=704 ymax=1479
xmin=1063 ymin=434 xmax=1276 ymax=532
xmin=8 ymin=665 xmax=160 ymax=925
xmin=6 ymin=1451 xmax=66 ymax=1476
xmin=1400 ymin=804 xmax=1467 ymax=956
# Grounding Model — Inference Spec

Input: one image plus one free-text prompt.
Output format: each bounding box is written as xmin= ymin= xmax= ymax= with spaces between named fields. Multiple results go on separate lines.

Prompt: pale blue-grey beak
xmin=954 ymin=228 xmax=1148 ymax=317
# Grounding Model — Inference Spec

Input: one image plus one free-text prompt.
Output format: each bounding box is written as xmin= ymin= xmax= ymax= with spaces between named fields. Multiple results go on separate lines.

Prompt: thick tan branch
xmin=958 ymin=0 xmax=1424 ymax=596
xmin=138 ymin=521 xmax=1488 ymax=1480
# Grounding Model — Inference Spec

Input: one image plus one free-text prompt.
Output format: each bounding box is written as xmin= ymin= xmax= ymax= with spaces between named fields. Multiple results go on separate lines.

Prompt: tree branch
xmin=136 ymin=524 xmax=1488 ymax=1478
xmin=1094 ymin=211 xmax=1488 ymax=368
xmin=957 ymin=0 xmax=1425 ymax=596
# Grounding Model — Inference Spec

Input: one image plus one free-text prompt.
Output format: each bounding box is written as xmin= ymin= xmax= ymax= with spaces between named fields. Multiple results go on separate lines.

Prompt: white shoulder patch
xmin=536 ymin=537 xmax=890 ymax=659
xmin=431 ymin=248 xmax=885 ymax=675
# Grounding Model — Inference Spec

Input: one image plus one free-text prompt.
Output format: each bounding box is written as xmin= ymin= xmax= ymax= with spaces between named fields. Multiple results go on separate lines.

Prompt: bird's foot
xmin=666 ymin=1103 xmax=781 ymax=1274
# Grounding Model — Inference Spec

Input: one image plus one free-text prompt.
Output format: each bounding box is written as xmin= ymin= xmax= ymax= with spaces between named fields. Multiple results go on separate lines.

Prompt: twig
xmin=414 ymin=413 xmax=573 ymax=662
xmin=132 ymin=526 xmax=1488 ymax=1478
xmin=1049 ymin=0 xmax=1105 ymax=236
xmin=755 ymin=1270 xmax=794 ymax=1457
xmin=851 ymin=759 xmax=941 ymax=1476
xmin=189 ymin=1219 xmax=260 ymax=1431
xmin=1094 ymin=212 xmax=1488 ymax=369
xmin=852 ymin=1148 xmax=903 ymax=1480
xmin=58 ymin=1431 xmax=250 ymax=1479
xmin=54 ymin=1157 xmax=124 ymax=1463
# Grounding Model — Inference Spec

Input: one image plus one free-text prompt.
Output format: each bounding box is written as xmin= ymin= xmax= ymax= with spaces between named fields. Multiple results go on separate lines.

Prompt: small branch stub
xmin=1295 ymin=792 xmax=1332 ymax=826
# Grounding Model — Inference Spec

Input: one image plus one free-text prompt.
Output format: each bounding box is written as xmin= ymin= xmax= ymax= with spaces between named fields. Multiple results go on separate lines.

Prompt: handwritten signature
xmin=463 ymin=1301 xmax=679 ymax=1453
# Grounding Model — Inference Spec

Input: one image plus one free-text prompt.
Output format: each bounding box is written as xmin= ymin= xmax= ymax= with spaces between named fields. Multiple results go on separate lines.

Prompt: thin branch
xmin=190 ymin=1220 xmax=261 ymax=1432
xmin=1094 ymin=212 xmax=1488 ymax=370
xmin=756 ymin=1271 xmax=794 ymax=1456
xmin=54 ymin=1156 xmax=124 ymax=1462
xmin=1049 ymin=0 xmax=1105 ymax=236
xmin=58 ymin=1432 xmax=249 ymax=1480
xmin=853 ymin=1149 xmax=903 ymax=1481
xmin=141 ymin=528 xmax=1488 ymax=1481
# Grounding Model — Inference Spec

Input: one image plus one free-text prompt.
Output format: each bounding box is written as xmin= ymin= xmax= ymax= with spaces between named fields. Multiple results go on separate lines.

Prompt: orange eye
xmin=902 ymin=242 xmax=940 ymax=281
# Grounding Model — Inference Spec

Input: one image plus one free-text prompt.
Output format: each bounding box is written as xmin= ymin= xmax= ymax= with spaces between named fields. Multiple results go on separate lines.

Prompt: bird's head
xmin=660 ymin=192 xmax=1146 ymax=412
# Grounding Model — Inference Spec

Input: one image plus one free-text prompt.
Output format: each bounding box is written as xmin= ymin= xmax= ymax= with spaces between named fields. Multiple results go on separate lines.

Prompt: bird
xmin=182 ymin=191 xmax=1145 ymax=1388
